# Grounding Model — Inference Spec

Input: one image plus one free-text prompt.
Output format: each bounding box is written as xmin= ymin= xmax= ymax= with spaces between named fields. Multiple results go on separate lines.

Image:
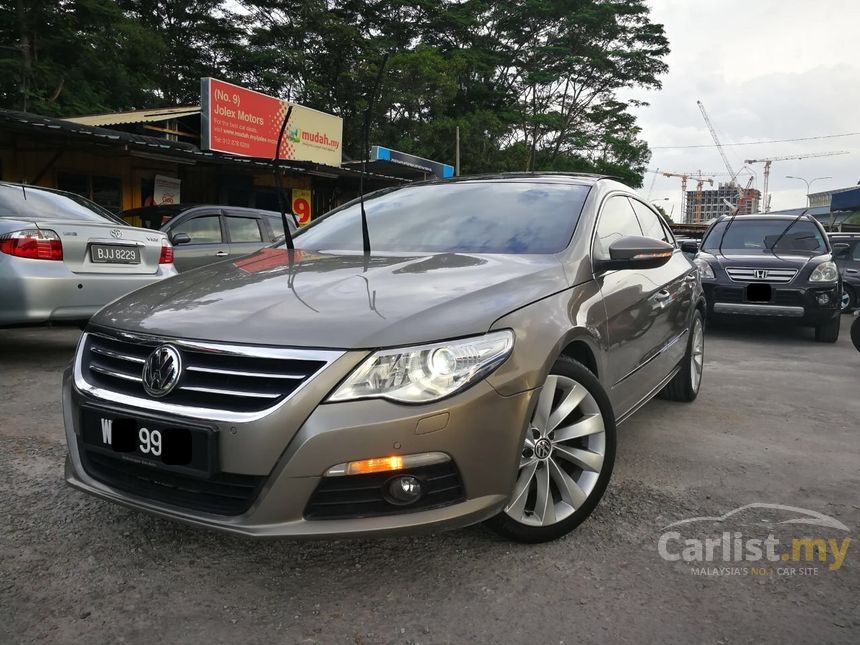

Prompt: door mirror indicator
xmin=596 ymin=236 xmax=674 ymax=272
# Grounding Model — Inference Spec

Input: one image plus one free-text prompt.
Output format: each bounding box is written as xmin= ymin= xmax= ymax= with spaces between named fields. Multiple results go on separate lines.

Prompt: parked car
xmin=689 ymin=214 xmax=841 ymax=341
xmin=64 ymin=174 xmax=705 ymax=543
xmin=0 ymin=183 xmax=176 ymax=327
xmin=829 ymin=232 xmax=860 ymax=311
xmin=122 ymin=204 xmax=296 ymax=272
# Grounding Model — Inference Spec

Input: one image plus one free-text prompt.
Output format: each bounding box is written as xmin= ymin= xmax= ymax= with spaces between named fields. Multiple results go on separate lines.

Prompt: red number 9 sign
xmin=291 ymin=189 xmax=312 ymax=226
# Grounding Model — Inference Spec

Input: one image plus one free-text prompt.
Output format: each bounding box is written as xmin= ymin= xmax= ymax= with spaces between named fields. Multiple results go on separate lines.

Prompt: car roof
xmin=715 ymin=214 xmax=818 ymax=223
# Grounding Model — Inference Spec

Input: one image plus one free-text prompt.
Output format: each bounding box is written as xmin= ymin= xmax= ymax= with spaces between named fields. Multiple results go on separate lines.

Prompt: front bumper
xmin=0 ymin=257 xmax=177 ymax=326
xmin=63 ymin=365 xmax=536 ymax=538
xmin=704 ymin=282 xmax=840 ymax=325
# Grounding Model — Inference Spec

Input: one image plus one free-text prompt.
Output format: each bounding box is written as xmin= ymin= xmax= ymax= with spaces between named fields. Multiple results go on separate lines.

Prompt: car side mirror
xmin=596 ymin=236 xmax=674 ymax=272
xmin=171 ymin=232 xmax=191 ymax=245
xmin=832 ymin=242 xmax=849 ymax=257
xmin=680 ymin=240 xmax=699 ymax=254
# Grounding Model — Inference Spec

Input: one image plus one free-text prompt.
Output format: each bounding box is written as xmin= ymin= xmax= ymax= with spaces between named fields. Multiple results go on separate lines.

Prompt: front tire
xmin=485 ymin=356 xmax=616 ymax=543
xmin=659 ymin=310 xmax=704 ymax=402
xmin=841 ymin=285 xmax=856 ymax=312
xmin=814 ymin=316 xmax=840 ymax=343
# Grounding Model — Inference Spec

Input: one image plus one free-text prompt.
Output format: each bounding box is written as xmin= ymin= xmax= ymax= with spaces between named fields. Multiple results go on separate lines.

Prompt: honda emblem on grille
xmin=754 ymin=269 xmax=768 ymax=279
xmin=110 ymin=229 xmax=123 ymax=239
xmin=142 ymin=345 xmax=182 ymax=398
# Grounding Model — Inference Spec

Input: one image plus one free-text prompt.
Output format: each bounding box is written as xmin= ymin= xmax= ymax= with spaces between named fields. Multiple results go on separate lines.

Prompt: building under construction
xmin=684 ymin=183 xmax=761 ymax=223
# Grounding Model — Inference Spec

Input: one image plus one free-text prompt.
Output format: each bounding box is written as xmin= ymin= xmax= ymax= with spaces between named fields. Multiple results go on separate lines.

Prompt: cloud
xmin=628 ymin=0 xmax=860 ymax=213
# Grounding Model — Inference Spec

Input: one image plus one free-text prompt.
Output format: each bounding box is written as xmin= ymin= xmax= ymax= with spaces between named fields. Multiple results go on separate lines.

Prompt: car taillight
xmin=159 ymin=238 xmax=174 ymax=264
xmin=0 ymin=229 xmax=63 ymax=260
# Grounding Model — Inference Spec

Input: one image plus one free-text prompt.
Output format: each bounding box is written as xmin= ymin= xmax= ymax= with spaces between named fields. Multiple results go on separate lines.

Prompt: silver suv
xmin=64 ymin=174 xmax=705 ymax=543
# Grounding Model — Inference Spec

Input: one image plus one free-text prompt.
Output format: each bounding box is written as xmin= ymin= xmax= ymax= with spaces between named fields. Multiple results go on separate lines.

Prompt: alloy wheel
xmin=690 ymin=317 xmax=704 ymax=392
xmin=505 ymin=375 xmax=606 ymax=527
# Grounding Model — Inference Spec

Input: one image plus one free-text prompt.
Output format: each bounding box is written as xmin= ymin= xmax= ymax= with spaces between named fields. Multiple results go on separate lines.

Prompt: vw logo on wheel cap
xmin=142 ymin=345 xmax=182 ymax=398
xmin=534 ymin=438 xmax=553 ymax=460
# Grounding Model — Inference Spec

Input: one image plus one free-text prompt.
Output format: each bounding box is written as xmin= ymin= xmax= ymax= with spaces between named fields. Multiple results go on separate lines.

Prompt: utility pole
xmin=455 ymin=126 xmax=460 ymax=177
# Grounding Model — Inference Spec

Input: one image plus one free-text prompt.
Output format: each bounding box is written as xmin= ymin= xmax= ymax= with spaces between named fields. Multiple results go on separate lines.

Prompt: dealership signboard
xmin=370 ymin=146 xmax=454 ymax=179
xmin=201 ymin=78 xmax=343 ymax=167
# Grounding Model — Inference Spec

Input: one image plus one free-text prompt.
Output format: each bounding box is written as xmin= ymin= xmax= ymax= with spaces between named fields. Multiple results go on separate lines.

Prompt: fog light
xmin=817 ymin=293 xmax=831 ymax=305
xmin=385 ymin=475 xmax=423 ymax=505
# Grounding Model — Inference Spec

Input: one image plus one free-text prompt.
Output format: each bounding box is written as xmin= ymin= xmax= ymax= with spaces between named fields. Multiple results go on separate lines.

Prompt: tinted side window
xmin=594 ymin=196 xmax=642 ymax=260
xmin=226 ymin=216 xmax=263 ymax=243
xmin=173 ymin=215 xmax=222 ymax=243
xmin=630 ymin=199 xmax=669 ymax=243
xmin=852 ymin=241 xmax=860 ymax=261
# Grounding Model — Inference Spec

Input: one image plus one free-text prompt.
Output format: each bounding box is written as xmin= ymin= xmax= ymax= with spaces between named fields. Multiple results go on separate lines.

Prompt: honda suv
xmin=64 ymin=174 xmax=705 ymax=543
xmin=689 ymin=214 xmax=841 ymax=341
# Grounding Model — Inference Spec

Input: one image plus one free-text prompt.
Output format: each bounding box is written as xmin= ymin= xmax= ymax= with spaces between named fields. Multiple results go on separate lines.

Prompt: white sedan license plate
xmin=91 ymin=244 xmax=141 ymax=264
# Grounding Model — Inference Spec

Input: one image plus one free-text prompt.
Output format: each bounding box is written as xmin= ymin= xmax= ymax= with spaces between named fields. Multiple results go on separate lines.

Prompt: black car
xmin=829 ymin=232 xmax=860 ymax=312
xmin=687 ymin=214 xmax=841 ymax=342
xmin=122 ymin=204 xmax=296 ymax=272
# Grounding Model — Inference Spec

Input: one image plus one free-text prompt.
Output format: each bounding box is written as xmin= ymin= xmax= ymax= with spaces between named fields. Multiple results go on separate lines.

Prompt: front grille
xmin=81 ymin=330 xmax=335 ymax=414
xmin=726 ymin=267 xmax=798 ymax=283
xmin=305 ymin=461 xmax=465 ymax=520
xmin=79 ymin=447 xmax=264 ymax=516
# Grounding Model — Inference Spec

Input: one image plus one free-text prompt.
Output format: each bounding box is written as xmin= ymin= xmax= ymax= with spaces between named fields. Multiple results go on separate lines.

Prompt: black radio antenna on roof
xmin=273 ymin=104 xmax=296 ymax=250
xmin=358 ymin=54 xmax=389 ymax=258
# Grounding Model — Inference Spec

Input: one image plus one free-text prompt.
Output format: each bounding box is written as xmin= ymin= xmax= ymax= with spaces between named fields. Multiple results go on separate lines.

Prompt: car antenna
xmin=358 ymin=54 xmax=389 ymax=264
xmin=273 ymin=104 xmax=297 ymax=250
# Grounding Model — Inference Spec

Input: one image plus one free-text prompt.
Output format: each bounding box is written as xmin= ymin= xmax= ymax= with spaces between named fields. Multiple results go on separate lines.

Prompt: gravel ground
xmin=1 ymin=318 xmax=858 ymax=644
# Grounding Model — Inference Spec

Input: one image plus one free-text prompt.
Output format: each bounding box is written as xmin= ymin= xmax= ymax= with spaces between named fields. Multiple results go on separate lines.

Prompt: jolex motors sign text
xmin=201 ymin=78 xmax=343 ymax=167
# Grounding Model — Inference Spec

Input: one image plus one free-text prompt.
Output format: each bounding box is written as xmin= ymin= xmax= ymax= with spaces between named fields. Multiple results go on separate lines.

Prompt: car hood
xmin=91 ymin=248 xmax=569 ymax=348
xmin=704 ymin=250 xmax=826 ymax=270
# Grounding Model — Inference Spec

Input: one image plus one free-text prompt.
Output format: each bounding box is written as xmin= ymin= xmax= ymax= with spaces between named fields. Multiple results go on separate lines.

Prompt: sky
xmin=630 ymin=0 xmax=860 ymax=219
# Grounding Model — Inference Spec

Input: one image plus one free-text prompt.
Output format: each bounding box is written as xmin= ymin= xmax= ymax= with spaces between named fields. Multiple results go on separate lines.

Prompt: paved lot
xmin=1 ymin=318 xmax=858 ymax=644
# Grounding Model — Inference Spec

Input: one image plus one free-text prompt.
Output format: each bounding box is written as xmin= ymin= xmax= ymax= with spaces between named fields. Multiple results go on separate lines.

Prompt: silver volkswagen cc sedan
xmin=0 ymin=183 xmax=177 ymax=327
xmin=64 ymin=174 xmax=705 ymax=543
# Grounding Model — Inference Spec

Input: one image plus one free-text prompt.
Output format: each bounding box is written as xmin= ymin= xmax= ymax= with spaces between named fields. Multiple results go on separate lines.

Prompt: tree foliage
xmin=0 ymin=0 xmax=669 ymax=185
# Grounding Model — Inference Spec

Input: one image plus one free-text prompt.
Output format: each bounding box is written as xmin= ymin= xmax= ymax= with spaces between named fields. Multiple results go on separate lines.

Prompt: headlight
xmin=809 ymin=261 xmax=839 ymax=283
xmin=329 ymin=330 xmax=514 ymax=404
xmin=693 ymin=257 xmax=715 ymax=279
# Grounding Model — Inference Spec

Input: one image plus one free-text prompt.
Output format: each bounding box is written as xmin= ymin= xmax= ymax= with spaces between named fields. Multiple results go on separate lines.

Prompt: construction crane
xmin=743 ymin=151 xmax=849 ymax=212
xmin=697 ymin=100 xmax=739 ymax=184
xmin=662 ymin=171 xmax=716 ymax=223
xmin=734 ymin=175 xmax=756 ymax=215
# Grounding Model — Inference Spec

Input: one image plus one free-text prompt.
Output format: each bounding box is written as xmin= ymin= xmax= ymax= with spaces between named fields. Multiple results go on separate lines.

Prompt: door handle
xmin=215 ymin=250 xmax=228 ymax=257
xmin=846 ymin=268 xmax=859 ymax=274
xmin=654 ymin=289 xmax=672 ymax=301
xmin=684 ymin=272 xmax=698 ymax=282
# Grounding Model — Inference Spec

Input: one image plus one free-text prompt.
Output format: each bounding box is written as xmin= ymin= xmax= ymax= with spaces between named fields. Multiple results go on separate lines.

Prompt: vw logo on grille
xmin=754 ymin=269 xmax=768 ymax=279
xmin=534 ymin=438 xmax=553 ymax=460
xmin=142 ymin=345 xmax=182 ymax=398
xmin=110 ymin=229 xmax=123 ymax=239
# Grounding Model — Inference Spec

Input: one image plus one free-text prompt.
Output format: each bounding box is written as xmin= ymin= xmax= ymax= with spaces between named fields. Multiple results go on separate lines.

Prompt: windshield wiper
xmin=768 ymin=208 xmax=809 ymax=253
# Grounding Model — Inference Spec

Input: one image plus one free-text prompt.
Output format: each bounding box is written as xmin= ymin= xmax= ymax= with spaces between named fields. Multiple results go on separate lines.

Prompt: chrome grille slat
xmin=179 ymin=385 xmax=281 ymax=399
xmin=77 ymin=330 xmax=343 ymax=419
xmin=185 ymin=365 xmax=304 ymax=380
xmin=90 ymin=346 xmax=146 ymax=364
xmin=90 ymin=364 xmax=142 ymax=382
xmin=725 ymin=267 xmax=797 ymax=283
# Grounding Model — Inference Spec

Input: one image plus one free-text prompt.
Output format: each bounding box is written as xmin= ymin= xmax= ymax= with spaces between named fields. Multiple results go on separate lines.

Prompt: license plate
xmin=80 ymin=409 xmax=215 ymax=474
xmin=90 ymin=244 xmax=141 ymax=264
xmin=747 ymin=283 xmax=772 ymax=302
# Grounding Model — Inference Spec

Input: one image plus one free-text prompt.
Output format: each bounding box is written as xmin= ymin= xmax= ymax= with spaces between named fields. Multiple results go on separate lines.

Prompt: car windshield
xmin=293 ymin=182 xmax=590 ymax=254
xmin=0 ymin=184 xmax=123 ymax=224
xmin=702 ymin=219 xmax=827 ymax=254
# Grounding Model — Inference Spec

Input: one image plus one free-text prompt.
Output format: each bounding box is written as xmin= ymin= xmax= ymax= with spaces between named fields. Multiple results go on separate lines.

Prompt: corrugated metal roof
xmin=64 ymin=106 xmax=201 ymax=126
